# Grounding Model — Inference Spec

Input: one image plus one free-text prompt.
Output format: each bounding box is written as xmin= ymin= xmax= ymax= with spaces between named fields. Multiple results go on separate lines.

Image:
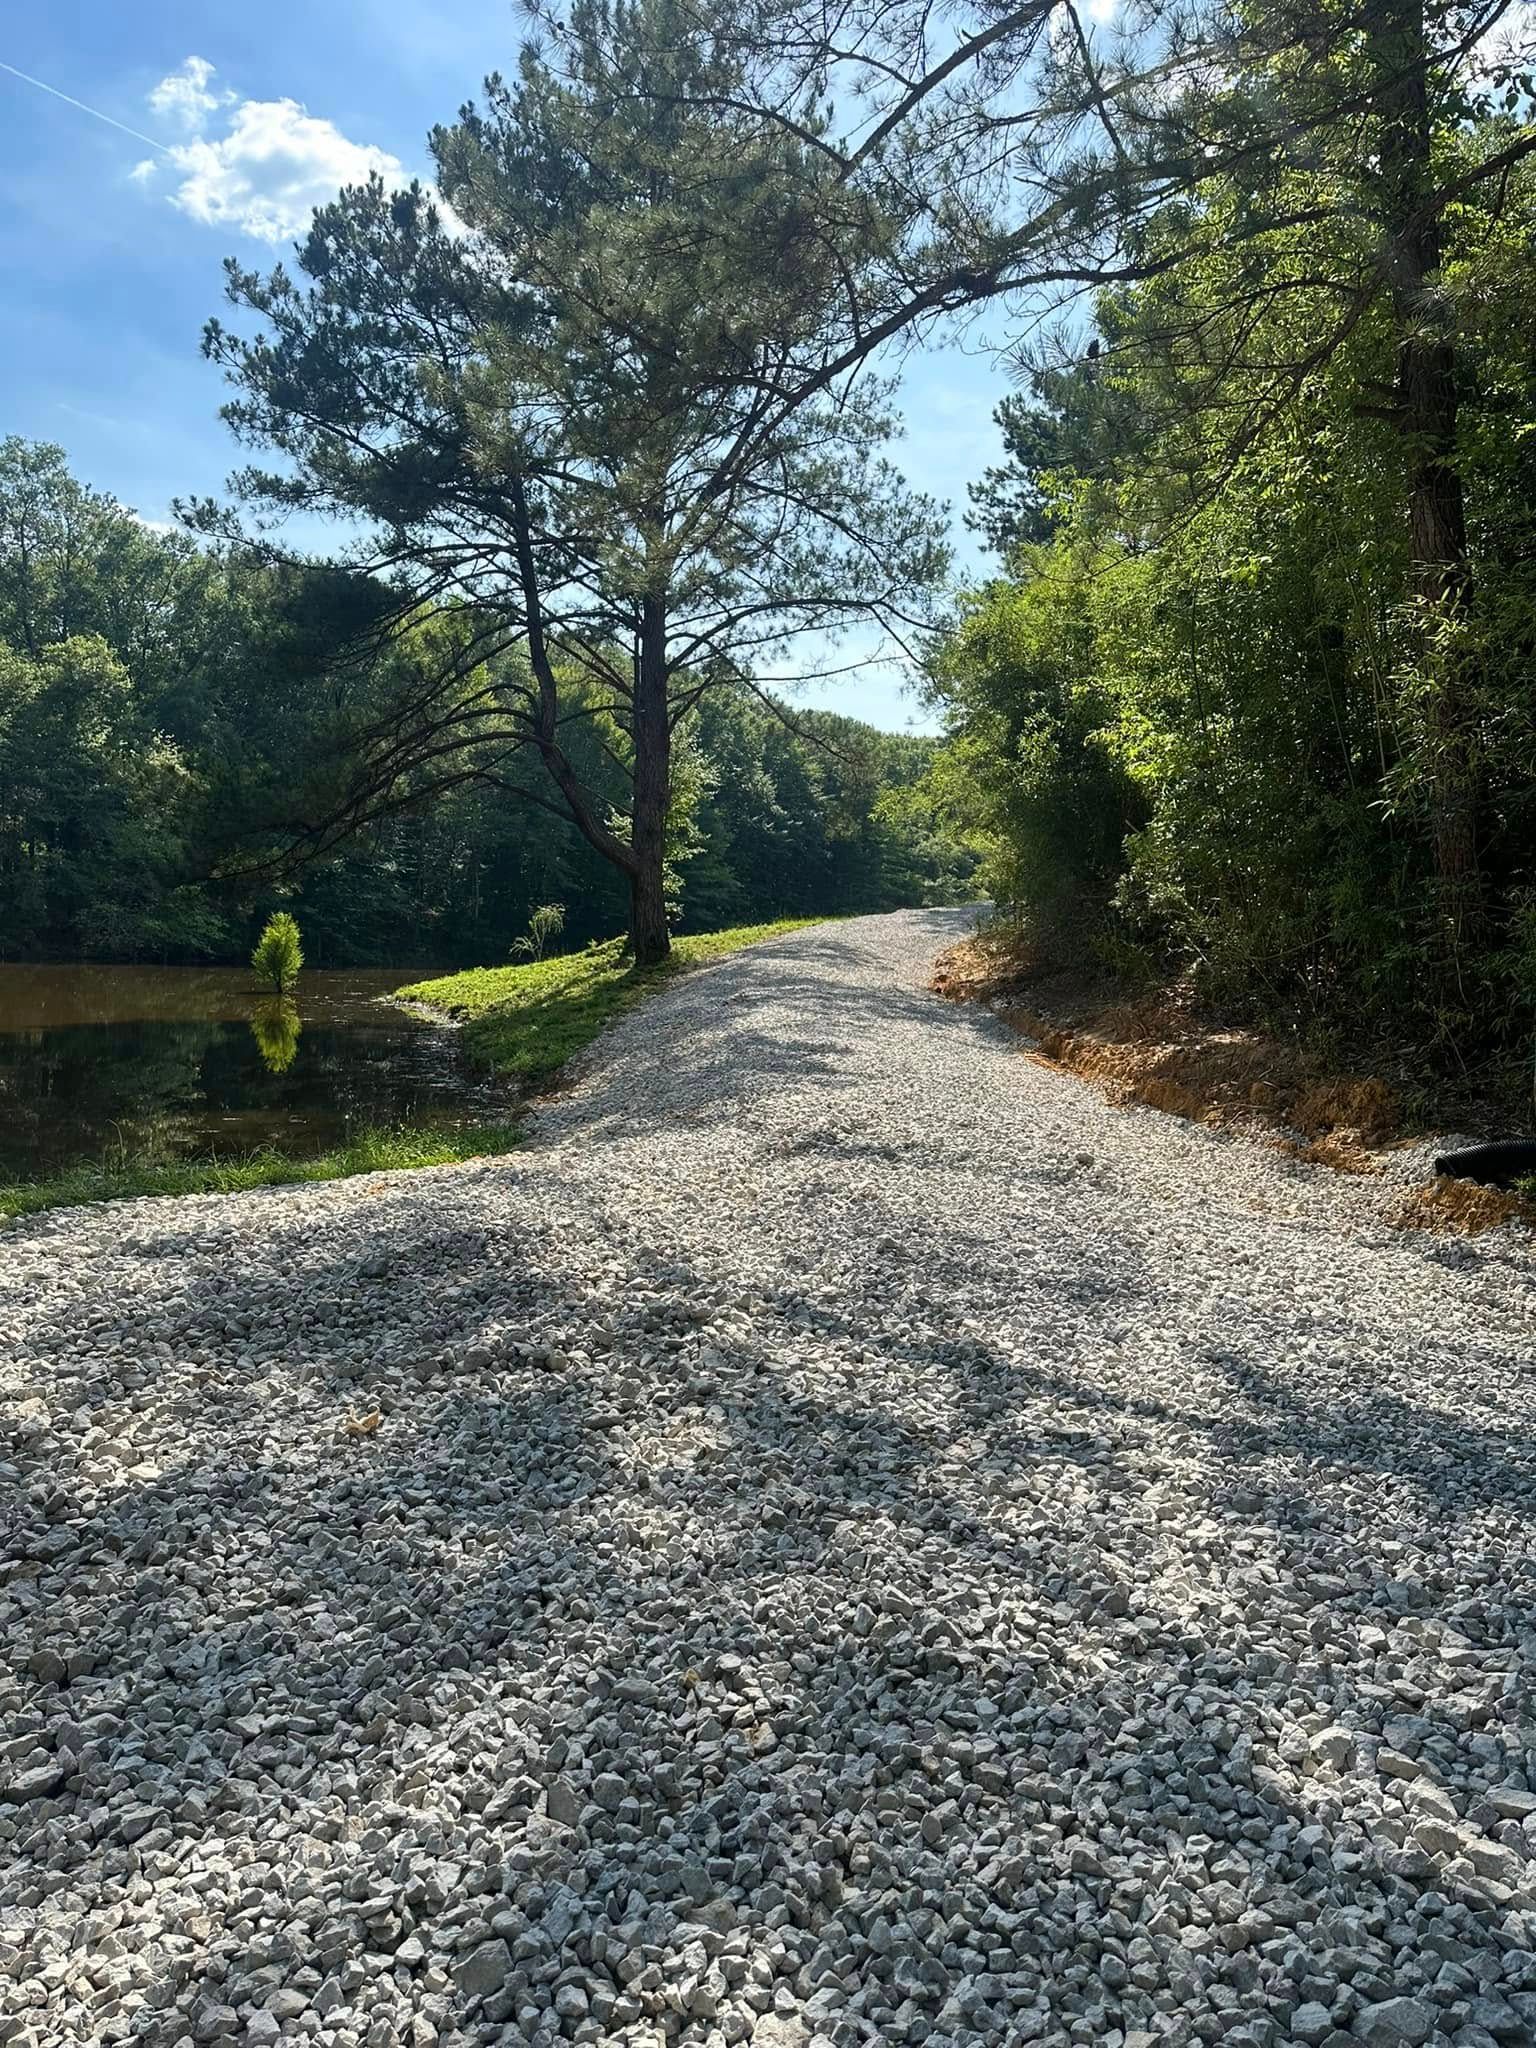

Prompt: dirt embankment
xmin=932 ymin=930 xmax=1533 ymax=1236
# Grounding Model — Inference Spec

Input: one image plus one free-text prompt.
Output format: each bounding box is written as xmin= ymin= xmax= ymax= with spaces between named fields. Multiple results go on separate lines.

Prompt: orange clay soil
xmin=932 ymin=931 xmax=1534 ymax=1235
xmin=1387 ymin=1176 xmax=1524 ymax=1236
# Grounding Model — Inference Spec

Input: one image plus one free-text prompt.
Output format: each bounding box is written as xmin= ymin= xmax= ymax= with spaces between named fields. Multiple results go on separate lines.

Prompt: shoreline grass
xmin=0 ymin=1123 xmax=522 ymax=1223
xmin=396 ymin=919 xmax=825 ymax=1082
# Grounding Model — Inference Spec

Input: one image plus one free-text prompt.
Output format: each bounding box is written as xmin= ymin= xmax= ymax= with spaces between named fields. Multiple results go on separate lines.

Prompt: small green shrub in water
xmin=252 ymin=912 xmax=304 ymax=993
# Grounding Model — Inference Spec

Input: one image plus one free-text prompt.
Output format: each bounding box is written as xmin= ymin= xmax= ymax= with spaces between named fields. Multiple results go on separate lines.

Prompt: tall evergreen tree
xmin=193 ymin=0 xmax=947 ymax=962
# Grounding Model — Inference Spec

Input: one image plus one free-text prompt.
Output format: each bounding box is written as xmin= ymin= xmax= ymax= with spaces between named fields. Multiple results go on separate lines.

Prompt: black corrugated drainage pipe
xmin=1433 ymin=1140 xmax=1536 ymax=1188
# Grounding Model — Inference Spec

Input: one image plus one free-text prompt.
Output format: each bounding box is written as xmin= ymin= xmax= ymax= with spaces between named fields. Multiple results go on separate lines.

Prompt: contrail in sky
xmin=0 ymin=57 xmax=169 ymax=151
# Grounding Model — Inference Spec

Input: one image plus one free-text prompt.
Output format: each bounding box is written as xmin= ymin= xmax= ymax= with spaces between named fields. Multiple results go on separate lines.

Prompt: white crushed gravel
xmin=2 ymin=907 xmax=1534 ymax=2048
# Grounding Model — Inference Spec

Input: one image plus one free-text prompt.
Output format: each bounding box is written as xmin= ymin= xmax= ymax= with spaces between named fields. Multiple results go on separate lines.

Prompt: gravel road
xmin=3 ymin=908 xmax=1534 ymax=2048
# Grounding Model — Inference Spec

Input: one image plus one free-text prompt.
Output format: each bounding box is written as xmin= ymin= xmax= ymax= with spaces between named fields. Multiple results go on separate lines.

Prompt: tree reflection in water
xmin=249 ymin=998 xmax=302 ymax=1074
xmin=0 ymin=966 xmax=491 ymax=1177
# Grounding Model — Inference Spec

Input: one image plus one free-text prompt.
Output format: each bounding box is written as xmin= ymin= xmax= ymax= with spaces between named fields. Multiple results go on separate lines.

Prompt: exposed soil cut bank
xmin=932 ymin=927 xmax=1536 ymax=1235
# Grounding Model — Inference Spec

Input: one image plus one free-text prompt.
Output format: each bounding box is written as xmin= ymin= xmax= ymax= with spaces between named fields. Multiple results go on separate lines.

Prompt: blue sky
xmin=1 ymin=3 xmax=1013 ymax=731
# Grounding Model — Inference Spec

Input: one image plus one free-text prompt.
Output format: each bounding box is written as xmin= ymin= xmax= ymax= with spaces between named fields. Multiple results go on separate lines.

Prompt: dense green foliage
xmin=400 ymin=920 xmax=824 ymax=1083
xmin=0 ymin=440 xmax=975 ymax=966
xmin=921 ymin=59 xmax=1536 ymax=1054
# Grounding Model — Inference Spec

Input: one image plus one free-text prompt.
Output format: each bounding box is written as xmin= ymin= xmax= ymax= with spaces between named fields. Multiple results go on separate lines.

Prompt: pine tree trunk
xmin=628 ymin=594 xmax=672 ymax=966
xmin=1375 ymin=0 xmax=1483 ymax=954
xmin=628 ymin=850 xmax=670 ymax=967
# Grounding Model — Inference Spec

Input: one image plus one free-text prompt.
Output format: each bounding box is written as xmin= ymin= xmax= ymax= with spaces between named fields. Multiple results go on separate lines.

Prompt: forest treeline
xmin=0 ymin=440 xmax=975 ymax=965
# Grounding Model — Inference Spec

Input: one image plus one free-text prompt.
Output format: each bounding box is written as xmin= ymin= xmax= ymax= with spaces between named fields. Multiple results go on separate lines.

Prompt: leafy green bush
xmin=920 ymin=547 xmax=1143 ymax=966
xmin=511 ymin=902 xmax=567 ymax=963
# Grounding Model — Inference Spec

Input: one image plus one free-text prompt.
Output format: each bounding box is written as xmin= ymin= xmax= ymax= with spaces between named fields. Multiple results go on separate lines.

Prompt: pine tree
xmin=195 ymin=0 xmax=946 ymax=963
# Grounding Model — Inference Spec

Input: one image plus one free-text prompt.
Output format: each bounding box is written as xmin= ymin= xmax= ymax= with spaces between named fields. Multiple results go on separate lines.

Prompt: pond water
xmin=0 ymin=965 xmax=499 ymax=1180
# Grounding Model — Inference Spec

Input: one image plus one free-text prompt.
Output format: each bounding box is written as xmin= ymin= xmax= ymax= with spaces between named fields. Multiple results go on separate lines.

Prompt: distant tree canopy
xmin=0 ymin=439 xmax=977 ymax=965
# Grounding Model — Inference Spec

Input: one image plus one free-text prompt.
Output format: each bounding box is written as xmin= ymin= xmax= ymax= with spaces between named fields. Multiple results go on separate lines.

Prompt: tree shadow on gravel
xmin=7 ymin=1128 xmax=1535 ymax=2039
xmin=655 ymin=1307 xmax=1536 ymax=1994
xmin=764 ymin=1250 xmax=1536 ymax=1530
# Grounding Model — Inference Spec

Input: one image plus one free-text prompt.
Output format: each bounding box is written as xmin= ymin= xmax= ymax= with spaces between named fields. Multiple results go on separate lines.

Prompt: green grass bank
xmin=396 ymin=919 xmax=825 ymax=1083
xmin=0 ymin=1123 xmax=522 ymax=1223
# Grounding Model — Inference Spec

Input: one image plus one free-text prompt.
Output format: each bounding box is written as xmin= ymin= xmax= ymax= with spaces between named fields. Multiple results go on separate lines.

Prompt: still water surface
xmin=0 ymin=965 xmax=494 ymax=1178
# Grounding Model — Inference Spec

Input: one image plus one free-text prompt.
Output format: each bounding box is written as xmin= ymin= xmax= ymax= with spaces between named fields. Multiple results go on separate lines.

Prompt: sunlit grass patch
xmin=0 ymin=1123 xmax=522 ymax=1221
xmin=397 ymin=920 xmax=824 ymax=1083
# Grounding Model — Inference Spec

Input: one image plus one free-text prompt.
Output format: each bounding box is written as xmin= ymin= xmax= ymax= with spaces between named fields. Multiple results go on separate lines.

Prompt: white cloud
xmin=134 ymin=58 xmax=407 ymax=243
xmin=159 ymin=99 xmax=406 ymax=241
xmin=148 ymin=55 xmax=227 ymax=132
